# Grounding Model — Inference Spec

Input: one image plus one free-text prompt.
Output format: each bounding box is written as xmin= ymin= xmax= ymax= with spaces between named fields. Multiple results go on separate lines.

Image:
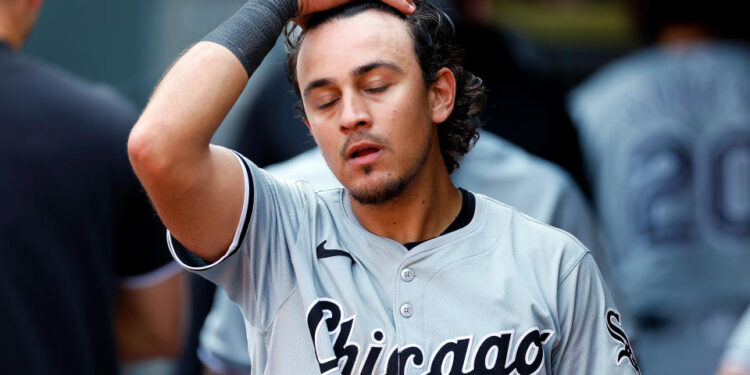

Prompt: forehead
xmin=296 ymin=10 xmax=416 ymax=84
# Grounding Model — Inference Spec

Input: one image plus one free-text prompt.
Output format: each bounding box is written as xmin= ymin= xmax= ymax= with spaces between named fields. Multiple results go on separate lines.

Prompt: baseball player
xmin=128 ymin=0 xmax=640 ymax=373
xmin=198 ymin=130 xmax=609 ymax=373
xmin=568 ymin=10 xmax=750 ymax=374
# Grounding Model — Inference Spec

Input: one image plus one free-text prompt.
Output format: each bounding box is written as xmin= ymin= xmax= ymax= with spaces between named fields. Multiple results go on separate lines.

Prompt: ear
xmin=428 ymin=67 xmax=456 ymax=124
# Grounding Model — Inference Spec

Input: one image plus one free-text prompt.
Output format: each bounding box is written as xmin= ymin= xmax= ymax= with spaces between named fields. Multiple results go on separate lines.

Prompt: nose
xmin=339 ymin=91 xmax=371 ymax=133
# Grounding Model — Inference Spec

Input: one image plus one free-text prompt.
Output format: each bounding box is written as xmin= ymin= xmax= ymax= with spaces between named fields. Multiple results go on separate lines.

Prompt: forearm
xmin=128 ymin=0 xmax=296 ymax=258
xmin=128 ymin=43 xmax=248 ymax=258
xmin=132 ymin=43 xmax=246 ymax=168
xmin=131 ymin=0 xmax=297 ymax=161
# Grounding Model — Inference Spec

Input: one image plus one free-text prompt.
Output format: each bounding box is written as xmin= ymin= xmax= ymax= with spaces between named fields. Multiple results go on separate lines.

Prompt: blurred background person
xmin=718 ymin=307 xmax=750 ymax=375
xmin=568 ymin=0 xmax=750 ymax=374
xmin=0 ymin=0 xmax=185 ymax=373
xmin=449 ymin=0 xmax=590 ymax=194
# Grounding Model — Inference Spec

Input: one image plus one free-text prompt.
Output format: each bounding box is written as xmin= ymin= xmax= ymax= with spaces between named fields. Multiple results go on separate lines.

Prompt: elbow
xmin=127 ymin=118 xmax=171 ymax=179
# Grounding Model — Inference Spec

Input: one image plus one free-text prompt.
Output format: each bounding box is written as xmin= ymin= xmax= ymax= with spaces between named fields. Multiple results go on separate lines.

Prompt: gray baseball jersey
xmin=169 ymin=143 xmax=638 ymax=374
xmin=569 ymin=42 xmax=750 ymax=374
xmin=198 ymin=130 xmax=612 ymax=372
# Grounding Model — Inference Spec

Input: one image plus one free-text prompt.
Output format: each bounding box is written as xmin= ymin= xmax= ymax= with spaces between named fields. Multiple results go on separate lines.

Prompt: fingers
xmin=293 ymin=0 xmax=416 ymax=29
xmin=294 ymin=0 xmax=349 ymax=28
xmin=292 ymin=14 xmax=312 ymax=29
xmin=382 ymin=0 xmax=415 ymax=14
xmin=296 ymin=0 xmax=416 ymax=20
xmin=297 ymin=0 xmax=350 ymax=17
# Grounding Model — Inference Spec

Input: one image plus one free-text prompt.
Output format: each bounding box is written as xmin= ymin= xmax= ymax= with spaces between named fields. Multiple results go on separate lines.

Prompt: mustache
xmin=339 ymin=132 xmax=390 ymax=157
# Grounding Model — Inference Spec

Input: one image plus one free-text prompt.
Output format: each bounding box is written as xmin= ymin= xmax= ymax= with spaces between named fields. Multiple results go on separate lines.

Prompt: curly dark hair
xmin=284 ymin=0 xmax=485 ymax=173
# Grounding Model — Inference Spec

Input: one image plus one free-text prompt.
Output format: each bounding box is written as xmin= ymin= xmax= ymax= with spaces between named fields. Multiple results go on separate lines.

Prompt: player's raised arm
xmin=127 ymin=0 xmax=416 ymax=261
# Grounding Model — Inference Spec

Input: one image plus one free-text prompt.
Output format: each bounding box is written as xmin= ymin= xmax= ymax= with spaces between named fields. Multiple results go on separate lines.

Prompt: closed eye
xmin=318 ymin=98 xmax=339 ymax=110
xmin=365 ymin=85 xmax=389 ymax=93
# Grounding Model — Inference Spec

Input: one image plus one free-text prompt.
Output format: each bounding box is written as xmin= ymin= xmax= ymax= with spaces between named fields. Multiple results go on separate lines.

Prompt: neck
xmin=349 ymin=134 xmax=462 ymax=245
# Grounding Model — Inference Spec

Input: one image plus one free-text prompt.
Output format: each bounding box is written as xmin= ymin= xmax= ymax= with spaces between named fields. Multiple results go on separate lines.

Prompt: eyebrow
xmin=352 ymin=60 xmax=404 ymax=78
xmin=302 ymin=60 xmax=405 ymax=99
xmin=303 ymin=78 xmax=334 ymax=99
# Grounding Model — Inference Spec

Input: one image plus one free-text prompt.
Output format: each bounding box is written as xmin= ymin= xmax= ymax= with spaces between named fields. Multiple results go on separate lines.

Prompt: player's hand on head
xmin=294 ymin=0 xmax=415 ymax=28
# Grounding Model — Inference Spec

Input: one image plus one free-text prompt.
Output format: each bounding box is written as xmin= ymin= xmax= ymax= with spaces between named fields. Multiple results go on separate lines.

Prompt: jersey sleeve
xmin=547 ymin=173 xmax=612 ymax=281
xmin=168 ymin=152 xmax=306 ymax=326
xmin=552 ymin=253 xmax=642 ymax=375
xmin=549 ymin=177 xmax=636 ymax=331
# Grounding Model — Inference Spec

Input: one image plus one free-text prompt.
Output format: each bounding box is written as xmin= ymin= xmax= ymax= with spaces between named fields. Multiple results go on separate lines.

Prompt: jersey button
xmin=400 ymin=268 xmax=415 ymax=282
xmin=400 ymin=303 xmax=414 ymax=318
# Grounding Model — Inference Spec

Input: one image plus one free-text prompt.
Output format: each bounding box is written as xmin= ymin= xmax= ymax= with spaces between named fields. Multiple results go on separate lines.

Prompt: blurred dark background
xmin=24 ymin=0 xmax=247 ymax=108
xmin=23 ymin=0 xmax=635 ymax=109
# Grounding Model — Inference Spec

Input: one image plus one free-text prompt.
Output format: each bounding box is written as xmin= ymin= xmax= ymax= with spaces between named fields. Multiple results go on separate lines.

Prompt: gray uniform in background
xmin=198 ymin=130 xmax=606 ymax=373
xmin=569 ymin=42 xmax=750 ymax=375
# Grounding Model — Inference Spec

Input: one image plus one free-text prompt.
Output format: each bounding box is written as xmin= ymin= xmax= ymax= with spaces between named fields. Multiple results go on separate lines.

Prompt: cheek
xmin=388 ymin=85 xmax=429 ymax=124
xmin=393 ymin=90 xmax=432 ymax=133
xmin=309 ymin=123 xmax=340 ymax=161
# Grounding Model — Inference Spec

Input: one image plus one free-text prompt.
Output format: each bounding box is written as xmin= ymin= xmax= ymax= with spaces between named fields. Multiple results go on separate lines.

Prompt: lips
xmin=346 ymin=142 xmax=383 ymax=166
xmin=351 ymin=147 xmax=379 ymax=158
xmin=347 ymin=142 xmax=381 ymax=158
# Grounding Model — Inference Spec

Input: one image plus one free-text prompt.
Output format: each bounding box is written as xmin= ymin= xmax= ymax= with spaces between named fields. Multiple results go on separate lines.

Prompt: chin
xmin=341 ymin=138 xmax=432 ymax=205
xmin=347 ymin=170 xmax=412 ymax=205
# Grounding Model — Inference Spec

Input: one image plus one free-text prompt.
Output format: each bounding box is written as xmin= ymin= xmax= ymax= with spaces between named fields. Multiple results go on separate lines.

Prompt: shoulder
xmin=266 ymin=148 xmax=342 ymax=190
xmin=567 ymin=48 xmax=663 ymax=131
xmin=246 ymin=155 xmax=344 ymax=219
xmin=457 ymin=131 xmax=582 ymax=220
xmin=461 ymin=131 xmax=572 ymax=187
xmin=1 ymin=52 xmax=137 ymax=130
xmin=464 ymin=131 xmax=571 ymax=182
xmin=475 ymin=193 xmax=590 ymax=279
xmin=570 ymin=43 xmax=750 ymax=130
xmin=0 ymin=52 xmax=139 ymax=179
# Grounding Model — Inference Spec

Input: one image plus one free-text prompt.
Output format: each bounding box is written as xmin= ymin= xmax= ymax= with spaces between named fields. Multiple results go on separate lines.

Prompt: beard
xmin=348 ymin=132 xmax=432 ymax=205
xmin=349 ymin=170 xmax=413 ymax=205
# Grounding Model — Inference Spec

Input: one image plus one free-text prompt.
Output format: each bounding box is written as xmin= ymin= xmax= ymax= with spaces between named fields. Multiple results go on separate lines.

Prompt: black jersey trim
xmin=442 ymin=188 xmax=475 ymax=234
xmin=167 ymin=151 xmax=255 ymax=270
xmin=403 ymin=188 xmax=476 ymax=250
xmin=169 ymin=233 xmax=213 ymax=267
xmin=233 ymin=152 xmax=255 ymax=257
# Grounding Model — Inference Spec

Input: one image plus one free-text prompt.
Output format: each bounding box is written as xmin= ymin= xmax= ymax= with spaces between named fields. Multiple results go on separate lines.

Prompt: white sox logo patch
xmin=307 ymin=298 xmax=555 ymax=375
xmin=605 ymin=309 xmax=641 ymax=374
